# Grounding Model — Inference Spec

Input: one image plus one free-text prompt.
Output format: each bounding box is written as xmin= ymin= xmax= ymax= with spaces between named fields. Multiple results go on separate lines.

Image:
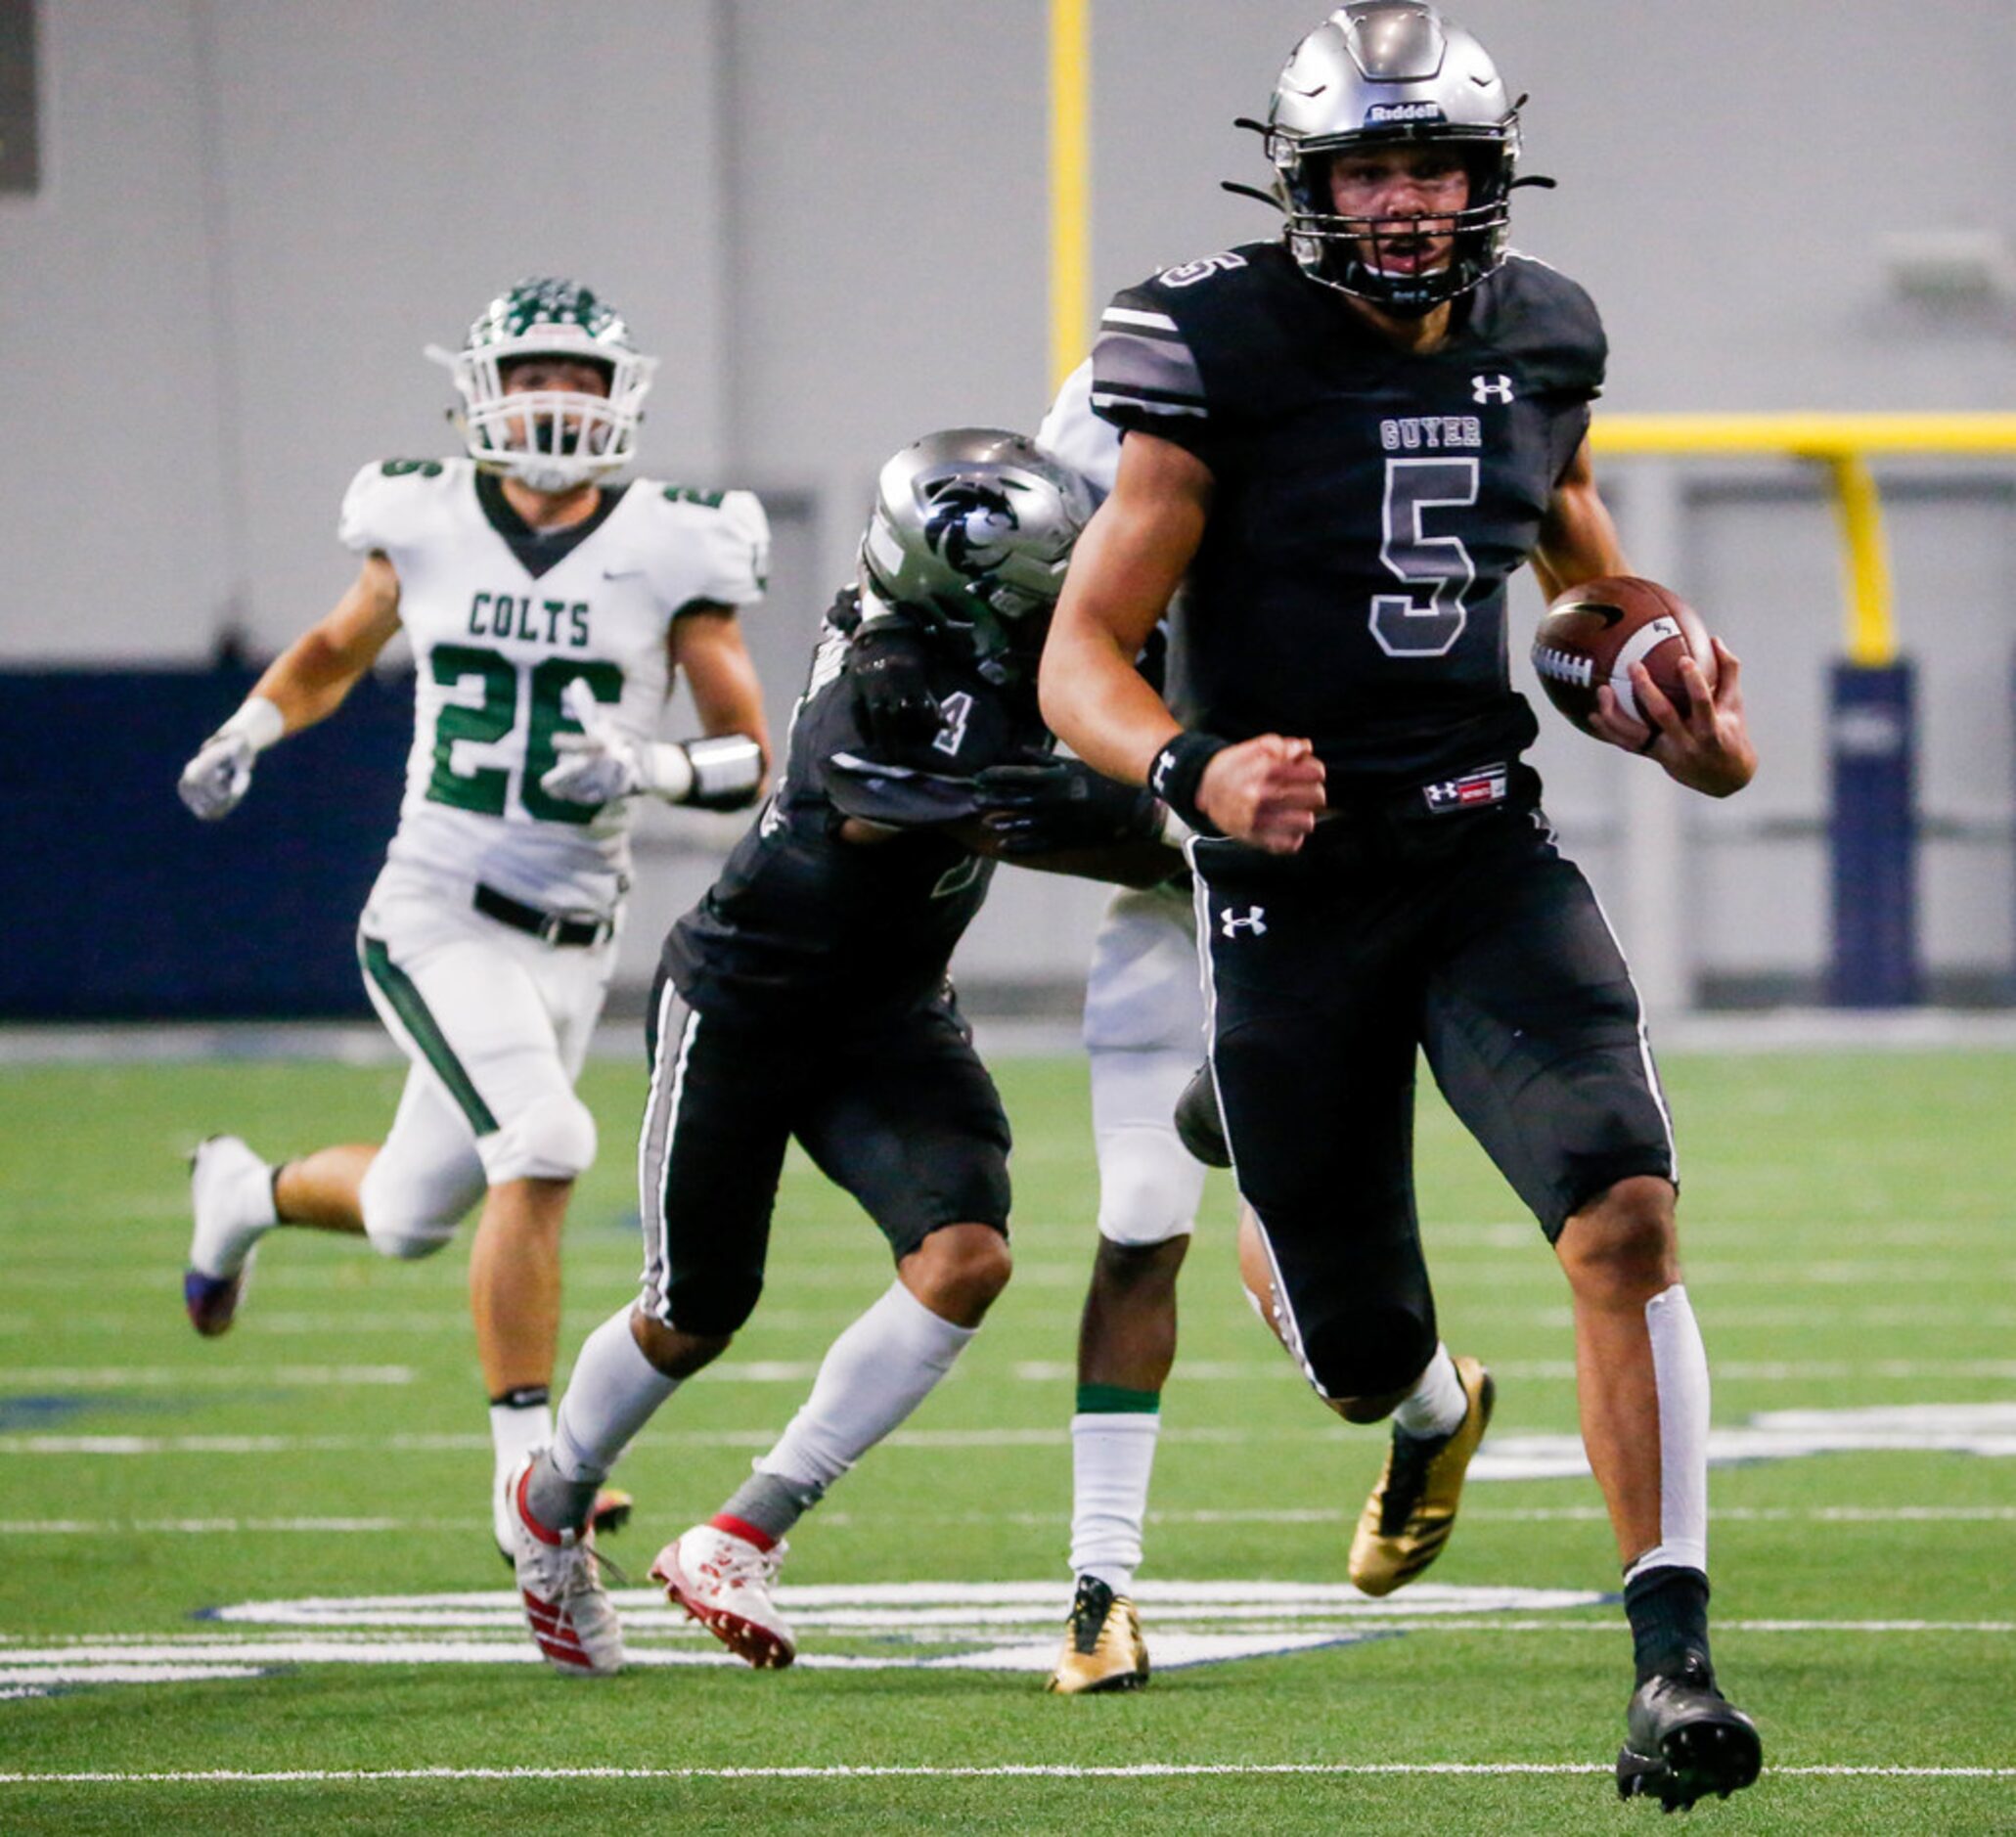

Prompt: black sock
xmin=1624 ymin=1564 xmax=1711 ymax=1684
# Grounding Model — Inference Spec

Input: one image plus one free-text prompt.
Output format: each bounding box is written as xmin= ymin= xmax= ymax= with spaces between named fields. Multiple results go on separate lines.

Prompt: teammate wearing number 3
xmin=1038 ymin=5 xmax=1761 ymax=1810
xmin=174 ymin=278 xmax=770 ymax=1561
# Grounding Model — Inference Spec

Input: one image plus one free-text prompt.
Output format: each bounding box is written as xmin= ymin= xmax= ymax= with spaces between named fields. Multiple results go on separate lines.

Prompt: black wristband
xmin=1148 ymin=731 xmax=1231 ymax=834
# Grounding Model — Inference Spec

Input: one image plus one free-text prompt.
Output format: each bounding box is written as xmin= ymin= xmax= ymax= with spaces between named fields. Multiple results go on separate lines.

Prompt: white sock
xmin=758 ymin=1280 xmax=976 ymax=1492
xmin=489 ymin=1399 xmax=552 ymax=1550
xmin=1391 ymin=1342 xmax=1467 ymax=1438
xmin=550 ymin=1306 xmax=680 ymax=1485
xmin=1069 ymin=1411 xmax=1162 ymax=1593
xmin=1624 ymin=1284 xmax=1711 ymax=1581
xmin=491 ymin=1398 xmax=553 ymax=1476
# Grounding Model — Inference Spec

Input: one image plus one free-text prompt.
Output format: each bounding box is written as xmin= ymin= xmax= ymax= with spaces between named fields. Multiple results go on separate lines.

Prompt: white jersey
xmin=340 ymin=457 xmax=767 ymax=915
xmin=1036 ymin=359 xmax=1120 ymax=501
xmin=1039 ymin=359 xmax=1202 ymax=726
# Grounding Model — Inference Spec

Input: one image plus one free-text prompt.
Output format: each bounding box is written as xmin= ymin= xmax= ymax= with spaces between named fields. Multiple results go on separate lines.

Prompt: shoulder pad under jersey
xmin=1482 ymin=253 xmax=1608 ymax=400
xmin=634 ymin=483 xmax=771 ymax=613
xmin=1089 ymin=245 xmax=1285 ymax=445
xmin=337 ymin=457 xmax=468 ymax=557
xmin=1036 ymin=359 xmax=1120 ymax=500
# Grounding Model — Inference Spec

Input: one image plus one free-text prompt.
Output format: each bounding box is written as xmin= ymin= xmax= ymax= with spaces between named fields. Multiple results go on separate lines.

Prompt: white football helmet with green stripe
xmin=429 ymin=277 xmax=658 ymax=492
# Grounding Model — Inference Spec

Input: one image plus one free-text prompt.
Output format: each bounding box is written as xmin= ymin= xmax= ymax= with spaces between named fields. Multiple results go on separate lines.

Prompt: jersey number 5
xmin=427 ymin=647 xmax=624 ymax=826
xmin=1369 ymin=458 xmax=1478 ymax=658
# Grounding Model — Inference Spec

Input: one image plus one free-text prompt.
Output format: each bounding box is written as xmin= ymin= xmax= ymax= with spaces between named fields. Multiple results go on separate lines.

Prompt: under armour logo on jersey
xmin=1220 ymin=906 xmax=1267 ymax=939
xmin=1471 ymin=374 xmax=1516 ymax=406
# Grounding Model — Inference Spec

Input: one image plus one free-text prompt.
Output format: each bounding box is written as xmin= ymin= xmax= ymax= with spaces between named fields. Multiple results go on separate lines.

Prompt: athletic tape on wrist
xmin=680 ymin=734 xmax=765 ymax=811
xmin=220 ymin=695 xmax=285 ymax=754
xmin=1147 ymin=732 xmax=1230 ymax=835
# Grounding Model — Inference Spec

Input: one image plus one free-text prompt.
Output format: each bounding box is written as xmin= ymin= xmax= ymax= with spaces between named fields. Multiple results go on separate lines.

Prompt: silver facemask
xmin=1263 ymin=3 xmax=1520 ymax=314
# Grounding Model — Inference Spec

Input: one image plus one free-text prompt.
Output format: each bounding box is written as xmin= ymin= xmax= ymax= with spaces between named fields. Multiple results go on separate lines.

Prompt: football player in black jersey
xmin=1040 ymin=4 xmax=1760 ymax=1812
xmin=502 ymin=429 xmax=1177 ymax=1678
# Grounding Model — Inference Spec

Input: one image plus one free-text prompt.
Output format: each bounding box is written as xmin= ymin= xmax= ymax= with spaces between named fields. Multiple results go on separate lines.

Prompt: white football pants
xmin=1084 ymin=880 xmax=1209 ymax=1245
xmin=353 ymin=860 xmax=615 ymax=1259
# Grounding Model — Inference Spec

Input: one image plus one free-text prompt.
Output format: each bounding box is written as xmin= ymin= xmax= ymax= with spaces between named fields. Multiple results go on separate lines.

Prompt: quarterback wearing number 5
xmin=175 ymin=279 xmax=770 ymax=1560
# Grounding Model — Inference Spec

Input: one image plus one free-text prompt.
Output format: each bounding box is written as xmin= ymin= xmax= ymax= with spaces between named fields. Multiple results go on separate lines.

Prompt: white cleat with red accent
xmin=651 ymin=1522 xmax=797 ymax=1669
xmin=506 ymin=1454 xmax=625 ymax=1678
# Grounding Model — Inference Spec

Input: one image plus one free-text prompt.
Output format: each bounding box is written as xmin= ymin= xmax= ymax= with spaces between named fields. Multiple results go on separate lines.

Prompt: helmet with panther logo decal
xmin=858 ymin=428 xmax=1098 ymax=686
xmin=426 ymin=277 xmax=658 ymax=492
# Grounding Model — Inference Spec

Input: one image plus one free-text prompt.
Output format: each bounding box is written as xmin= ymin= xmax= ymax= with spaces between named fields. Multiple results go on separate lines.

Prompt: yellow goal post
xmin=1590 ymin=415 xmax=2016 ymax=667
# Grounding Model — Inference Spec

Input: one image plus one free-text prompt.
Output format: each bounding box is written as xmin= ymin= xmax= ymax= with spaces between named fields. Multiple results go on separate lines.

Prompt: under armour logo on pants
xmin=1221 ymin=906 xmax=1267 ymax=939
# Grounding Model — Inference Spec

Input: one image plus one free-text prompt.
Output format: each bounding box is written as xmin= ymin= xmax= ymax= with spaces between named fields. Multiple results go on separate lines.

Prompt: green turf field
xmin=1 ymin=1049 xmax=2012 ymax=1833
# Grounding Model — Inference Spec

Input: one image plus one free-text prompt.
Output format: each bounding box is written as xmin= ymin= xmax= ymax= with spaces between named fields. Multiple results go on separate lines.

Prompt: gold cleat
xmin=1045 ymin=1577 xmax=1149 ymax=1695
xmin=1349 ymin=1355 xmax=1495 ymax=1596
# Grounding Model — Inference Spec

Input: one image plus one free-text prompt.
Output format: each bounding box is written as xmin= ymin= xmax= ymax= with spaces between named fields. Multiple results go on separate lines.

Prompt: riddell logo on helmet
xmin=1366 ymin=102 xmax=1445 ymax=124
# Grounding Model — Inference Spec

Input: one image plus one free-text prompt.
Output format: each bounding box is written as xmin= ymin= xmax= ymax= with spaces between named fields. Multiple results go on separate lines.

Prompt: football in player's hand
xmin=1531 ymin=575 xmax=1718 ymax=736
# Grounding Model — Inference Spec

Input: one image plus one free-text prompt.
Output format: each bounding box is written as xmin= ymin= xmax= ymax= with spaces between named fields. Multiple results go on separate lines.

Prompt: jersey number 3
xmin=1370 ymin=457 xmax=1478 ymax=658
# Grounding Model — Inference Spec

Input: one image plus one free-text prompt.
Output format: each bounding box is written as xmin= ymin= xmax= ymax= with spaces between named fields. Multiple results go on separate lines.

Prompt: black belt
xmin=473 ymin=882 xmax=613 ymax=948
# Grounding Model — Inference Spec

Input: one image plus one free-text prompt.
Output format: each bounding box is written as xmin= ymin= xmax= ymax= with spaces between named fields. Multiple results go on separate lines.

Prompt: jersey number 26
xmin=426 ymin=646 xmax=623 ymax=826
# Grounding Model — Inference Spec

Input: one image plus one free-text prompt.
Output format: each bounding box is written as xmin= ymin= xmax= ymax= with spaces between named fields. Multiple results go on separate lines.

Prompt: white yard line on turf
xmin=11 ymin=1405 xmax=2016 ymax=1474
xmin=1011 ymin=1360 xmax=2016 ymax=1382
xmin=2 ymin=1367 xmax=412 ymax=1388
xmin=0 ymin=1518 xmax=413 ymax=1535
xmin=12 ymin=1304 xmax=2012 ymax=1335
xmin=1 ymin=1764 xmax=2011 ymax=1785
xmin=13 ymin=1259 xmax=2016 ymax=1293
xmin=1137 ymin=1505 xmax=2016 ymax=1526
xmin=9 ymin=1503 xmax=2014 ymax=1537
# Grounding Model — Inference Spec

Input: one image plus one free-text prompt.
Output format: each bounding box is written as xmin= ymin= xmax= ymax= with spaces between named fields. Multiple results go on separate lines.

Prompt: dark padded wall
xmin=4 ymin=668 xmax=410 ymax=1018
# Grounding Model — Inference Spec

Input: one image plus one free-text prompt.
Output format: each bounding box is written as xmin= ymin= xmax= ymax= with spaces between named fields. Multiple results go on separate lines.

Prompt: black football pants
xmin=635 ymin=974 xmax=1012 ymax=1337
xmin=1191 ymin=789 xmax=1676 ymax=1403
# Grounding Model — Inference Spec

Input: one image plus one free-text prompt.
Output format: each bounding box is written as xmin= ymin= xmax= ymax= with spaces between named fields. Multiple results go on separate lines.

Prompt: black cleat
xmin=1616 ymin=1652 xmax=1762 ymax=1811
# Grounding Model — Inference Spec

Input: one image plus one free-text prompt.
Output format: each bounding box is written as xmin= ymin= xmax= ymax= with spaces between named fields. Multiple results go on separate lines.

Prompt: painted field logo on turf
xmin=0 ymin=1582 xmax=1605 ymax=1699
xmin=1469 ymin=1402 xmax=2016 ymax=1482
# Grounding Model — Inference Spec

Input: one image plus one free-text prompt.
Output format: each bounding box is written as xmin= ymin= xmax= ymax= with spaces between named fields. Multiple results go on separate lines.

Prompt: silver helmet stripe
xmin=1263 ymin=3 xmax=1521 ymax=314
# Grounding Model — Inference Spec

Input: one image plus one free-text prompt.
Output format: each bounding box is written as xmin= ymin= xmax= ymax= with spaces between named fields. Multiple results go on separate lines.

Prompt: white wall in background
xmin=4 ymin=0 xmax=2010 ymax=997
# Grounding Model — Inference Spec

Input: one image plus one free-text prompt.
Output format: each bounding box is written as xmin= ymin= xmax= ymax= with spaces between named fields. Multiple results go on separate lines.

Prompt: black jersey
xmin=1091 ymin=242 xmax=1606 ymax=788
xmin=662 ymin=594 xmax=1051 ymax=1026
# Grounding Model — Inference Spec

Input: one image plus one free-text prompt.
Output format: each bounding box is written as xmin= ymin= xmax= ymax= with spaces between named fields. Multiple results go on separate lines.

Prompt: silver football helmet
xmin=426 ymin=277 xmax=658 ymax=492
xmin=1263 ymin=4 xmax=1519 ymax=313
xmin=857 ymin=429 xmax=1098 ymax=687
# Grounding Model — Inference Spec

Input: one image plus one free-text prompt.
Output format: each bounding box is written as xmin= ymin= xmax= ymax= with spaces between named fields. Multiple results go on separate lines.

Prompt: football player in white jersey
xmin=176 ymin=277 xmax=772 ymax=1558
xmin=1030 ymin=363 xmax=1219 ymax=1691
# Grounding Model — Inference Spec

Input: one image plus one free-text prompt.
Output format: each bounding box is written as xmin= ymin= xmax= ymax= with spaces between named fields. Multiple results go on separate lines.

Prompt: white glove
xmin=540 ymin=679 xmax=694 ymax=806
xmin=178 ymin=696 xmax=284 ymax=822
